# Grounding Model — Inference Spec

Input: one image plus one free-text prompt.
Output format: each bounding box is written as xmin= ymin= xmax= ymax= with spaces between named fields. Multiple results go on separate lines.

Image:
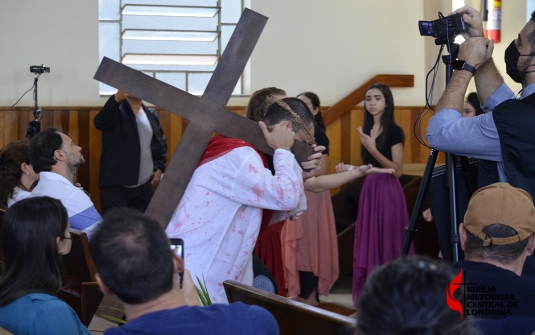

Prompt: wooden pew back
xmin=56 ymin=229 xmax=103 ymax=326
xmin=224 ymin=280 xmax=355 ymax=335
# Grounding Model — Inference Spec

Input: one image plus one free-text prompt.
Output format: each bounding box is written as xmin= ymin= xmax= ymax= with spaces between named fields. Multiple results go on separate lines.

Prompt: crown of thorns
xmin=273 ymin=99 xmax=316 ymax=145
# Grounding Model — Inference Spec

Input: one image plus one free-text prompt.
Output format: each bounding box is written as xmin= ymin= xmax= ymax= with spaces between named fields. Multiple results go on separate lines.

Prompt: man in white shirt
xmin=166 ymin=98 xmax=316 ymax=303
xmin=29 ymin=127 xmax=101 ymax=238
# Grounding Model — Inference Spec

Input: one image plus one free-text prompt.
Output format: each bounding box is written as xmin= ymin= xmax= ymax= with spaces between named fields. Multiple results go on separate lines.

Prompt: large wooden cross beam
xmin=89 ymin=9 xmax=315 ymax=331
xmin=94 ymin=9 xmax=315 ymax=229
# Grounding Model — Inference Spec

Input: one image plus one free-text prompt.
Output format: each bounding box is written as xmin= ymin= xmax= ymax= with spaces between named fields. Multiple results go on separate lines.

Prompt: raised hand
xmin=114 ymin=90 xmax=128 ymax=102
xmin=357 ymin=126 xmax=377 ymax=152
xmin=301 ymin=144 xmax=326 ymax=179
xmin=459 ymin=36 xmax=494 ymax=69
xmin=450 ymin=6 xmax=484 ymax=38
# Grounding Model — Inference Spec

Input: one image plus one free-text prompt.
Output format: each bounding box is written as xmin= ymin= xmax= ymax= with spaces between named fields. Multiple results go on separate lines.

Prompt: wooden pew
xmin=56 ymin=229 xmax=103 ymax=326
xmin=224 ymin=280 xmax=356 ymax=335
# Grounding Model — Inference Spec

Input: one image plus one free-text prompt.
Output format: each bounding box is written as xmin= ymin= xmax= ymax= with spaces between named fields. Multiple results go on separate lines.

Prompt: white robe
xmin=166 ymin=147 xmax=304 ymax=303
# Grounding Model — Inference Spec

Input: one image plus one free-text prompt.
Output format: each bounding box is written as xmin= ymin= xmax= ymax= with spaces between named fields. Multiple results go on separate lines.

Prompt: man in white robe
xmin=166 ymin=98 xmax=317 ymax=303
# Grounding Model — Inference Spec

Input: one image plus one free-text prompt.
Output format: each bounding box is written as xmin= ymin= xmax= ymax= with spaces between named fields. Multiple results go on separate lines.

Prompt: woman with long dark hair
xmin=0 ymin=141 xmax=39 ymax=209
xmin=281 ymin=91 xmax=338 ymax=305
xmin=0 ymin=196 xmax=91 ymax=334
xmin=351 ymin=83 xmax=411 ymax=306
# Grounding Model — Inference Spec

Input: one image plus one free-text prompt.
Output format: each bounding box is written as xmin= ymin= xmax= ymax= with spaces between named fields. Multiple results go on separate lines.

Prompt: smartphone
xmin=170 ymin=238 xmax=184 ymax=287
xmin=170 ymin=238 xmax=184 ymax=259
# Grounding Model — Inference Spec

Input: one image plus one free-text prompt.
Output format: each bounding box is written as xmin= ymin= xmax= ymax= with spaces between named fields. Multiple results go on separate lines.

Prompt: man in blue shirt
xmin=427 ymin=6 xmax=535 ymax=193
xmin=90 ymin=208 xmax=279 ymax=335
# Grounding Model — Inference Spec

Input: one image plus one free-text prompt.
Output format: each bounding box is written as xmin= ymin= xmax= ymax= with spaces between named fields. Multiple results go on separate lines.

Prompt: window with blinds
xmin=98 ymin=0 xmax=245 ymax=96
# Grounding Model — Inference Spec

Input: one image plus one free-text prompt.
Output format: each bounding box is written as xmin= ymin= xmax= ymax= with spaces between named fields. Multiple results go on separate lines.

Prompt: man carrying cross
xmin=166 ymin=98 xmax=317 ymax=303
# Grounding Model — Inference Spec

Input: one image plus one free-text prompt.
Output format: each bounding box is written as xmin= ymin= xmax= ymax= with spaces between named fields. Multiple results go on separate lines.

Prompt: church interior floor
xmin=315 ymin=274 xmax=355 ymax=316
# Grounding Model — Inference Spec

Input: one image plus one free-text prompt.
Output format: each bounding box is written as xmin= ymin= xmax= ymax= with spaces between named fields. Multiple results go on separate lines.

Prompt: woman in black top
xmin=351 ymin=83 xmax=411 ymax=307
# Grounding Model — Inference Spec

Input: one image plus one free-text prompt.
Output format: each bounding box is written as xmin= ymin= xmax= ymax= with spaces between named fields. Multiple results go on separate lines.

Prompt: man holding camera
xmin=427 ymin=7 xmax=535 ymax=199
xmin=427 ymin=7 xmax=535 ymax=275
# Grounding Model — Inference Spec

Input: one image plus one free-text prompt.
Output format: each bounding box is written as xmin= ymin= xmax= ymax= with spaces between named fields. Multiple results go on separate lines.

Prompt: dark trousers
xmin=298 ymin=271 xmax=319 ymax=300
xmin=100 ymin=178 xmax=153 ymax=215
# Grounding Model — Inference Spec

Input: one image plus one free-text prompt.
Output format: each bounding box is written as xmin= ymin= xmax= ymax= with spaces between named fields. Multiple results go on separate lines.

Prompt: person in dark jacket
xmin=94 ymin=90 xmax=167 ymax=214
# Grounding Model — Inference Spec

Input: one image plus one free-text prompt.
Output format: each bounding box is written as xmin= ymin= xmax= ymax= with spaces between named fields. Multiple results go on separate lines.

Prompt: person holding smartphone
xmin=90 ymin=208 xmax=279 ymax=335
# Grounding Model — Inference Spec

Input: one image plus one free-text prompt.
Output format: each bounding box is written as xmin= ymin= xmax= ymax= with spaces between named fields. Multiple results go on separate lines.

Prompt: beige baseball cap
xmin=464 ymin=183 xmax=535 ymax=247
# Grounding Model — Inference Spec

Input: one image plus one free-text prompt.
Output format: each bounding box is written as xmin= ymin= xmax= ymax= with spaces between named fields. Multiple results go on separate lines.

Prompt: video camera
xmin=30 ymin=65 xmax=50 ymax=74
xmin=419 ymin=13 xmax=466 ymax=44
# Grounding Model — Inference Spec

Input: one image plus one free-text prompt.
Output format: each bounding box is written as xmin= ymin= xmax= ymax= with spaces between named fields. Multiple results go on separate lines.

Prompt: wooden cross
xmin=90 ymin=9 xmax=315 ymax=330
xmin=94 ymin=8 xmax=314 ymax=230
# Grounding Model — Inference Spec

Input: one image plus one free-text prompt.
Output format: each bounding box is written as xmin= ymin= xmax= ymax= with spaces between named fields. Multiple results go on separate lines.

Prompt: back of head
xmin=262 ymin=97 xmax=315 ymax=135
xmin=0 ymin=196 xmax=68 ymax=306
xmin=246 ymin=87 xmax=287 ymax=122
xmin=297 ymin=92 xmax=326 ymax=131
xmin=0 ymin=141 xmax=30 ymax=209
xmin=465 ymin=93 xmax=483 ymax=116
xmin=463 ymin=183 xmax=535 ymax=264
xmin=356 ymin=256 xmax=472 ymax=335
xmin=90 ymin=208 xmax=175 ymax=305
xmin=29 ymin=127 xmax=63 ymax=173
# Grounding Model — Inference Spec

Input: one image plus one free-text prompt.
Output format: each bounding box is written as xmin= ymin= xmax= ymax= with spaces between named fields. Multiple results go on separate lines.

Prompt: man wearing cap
xmin=453 ymin=182 xmax=535 ymax=319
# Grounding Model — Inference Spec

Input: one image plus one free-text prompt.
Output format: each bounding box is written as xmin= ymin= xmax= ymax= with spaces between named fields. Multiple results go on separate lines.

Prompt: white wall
xmin=0 ymin=0 xmax=101 ymax=106
xmin=247 ymin=0 xmax=426 ymax=106
xmin=0 ymin=0 xmax=527 ymax=107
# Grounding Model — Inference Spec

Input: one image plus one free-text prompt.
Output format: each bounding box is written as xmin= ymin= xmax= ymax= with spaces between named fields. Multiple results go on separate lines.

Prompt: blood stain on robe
xmin=248 ymin=164 xmax=259 ymax=174
xmin=251 ymin=183 xmax=264 ymax=203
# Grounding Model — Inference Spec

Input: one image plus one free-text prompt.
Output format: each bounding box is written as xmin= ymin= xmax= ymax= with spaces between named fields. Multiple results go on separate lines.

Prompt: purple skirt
xmin=352 ymin=173 xmax=412 ymax=307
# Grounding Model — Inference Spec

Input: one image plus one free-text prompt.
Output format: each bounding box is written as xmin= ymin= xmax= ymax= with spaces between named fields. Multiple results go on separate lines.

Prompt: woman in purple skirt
xmin=351 ymin=83 xmax=411 ymax=307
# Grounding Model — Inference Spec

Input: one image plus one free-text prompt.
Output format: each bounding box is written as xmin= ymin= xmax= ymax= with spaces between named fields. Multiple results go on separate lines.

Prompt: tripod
xmin=402 ymin=42 xmax=475 ymax=263
xmin=26 ymin=73 xmax=42 ymax=139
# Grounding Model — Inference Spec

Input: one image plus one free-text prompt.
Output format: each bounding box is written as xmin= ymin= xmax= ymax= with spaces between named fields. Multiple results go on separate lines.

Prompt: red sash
xmin=197 ymin=135 xmax=273 ymax=235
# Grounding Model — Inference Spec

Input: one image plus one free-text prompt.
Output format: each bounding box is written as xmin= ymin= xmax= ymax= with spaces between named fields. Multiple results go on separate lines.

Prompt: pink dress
xmin=282 ymin=189 xmax=339 ymax=298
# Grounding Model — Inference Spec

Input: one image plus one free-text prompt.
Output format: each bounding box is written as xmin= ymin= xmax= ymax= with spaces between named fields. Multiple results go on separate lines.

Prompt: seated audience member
xmin=0 ymin=197 xmax=91 ymax=335
xmin=0 ymin=141 xmax=39 ymax=209
xmin=90 ymin=208 xmax=279 ymax=335
xmin=453 ymin=182 xmax=535 ymax=318
xmin=472 ymin=316 xmax=535 ymax=335
xmin=28 ymin=127 xmax=101 ymax=238
xmin=356 ymin=256 xmax=472 ymax=335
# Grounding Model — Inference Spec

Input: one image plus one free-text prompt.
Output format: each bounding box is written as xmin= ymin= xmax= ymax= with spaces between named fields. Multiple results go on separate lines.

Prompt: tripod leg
xmin=402 ymin=148 xmax=439 ymax=255
xmin=446 ymin=153 xmax=461 ymax=263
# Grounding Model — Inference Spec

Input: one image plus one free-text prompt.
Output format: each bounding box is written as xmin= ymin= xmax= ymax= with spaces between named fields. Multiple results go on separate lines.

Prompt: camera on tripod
xmin=30 ymin=65 xmax=50 ymax=74
xmin=419 ymin=14 xmax=467 ymax=44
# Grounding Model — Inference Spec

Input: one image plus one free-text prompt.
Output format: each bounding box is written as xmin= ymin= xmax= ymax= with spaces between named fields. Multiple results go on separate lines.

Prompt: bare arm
xmin=304 ymin=164 xmax=395 ymax=193
xmin=369 ymin=143 xmax=404 ymax=178
xmin=475 ymin=59 xmax=504 ymax=104
xmin=436 ymin=37 xmax=494 ymax=113
xmin=436 ymin=71 xmax=474 ymax=113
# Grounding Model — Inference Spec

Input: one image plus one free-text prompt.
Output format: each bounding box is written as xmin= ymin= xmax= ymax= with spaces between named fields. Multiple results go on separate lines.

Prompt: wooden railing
xmin=323 ymin=74 xmax=414 ymax=126
xmin=0 ymin=78 xmax=444 ymax=211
